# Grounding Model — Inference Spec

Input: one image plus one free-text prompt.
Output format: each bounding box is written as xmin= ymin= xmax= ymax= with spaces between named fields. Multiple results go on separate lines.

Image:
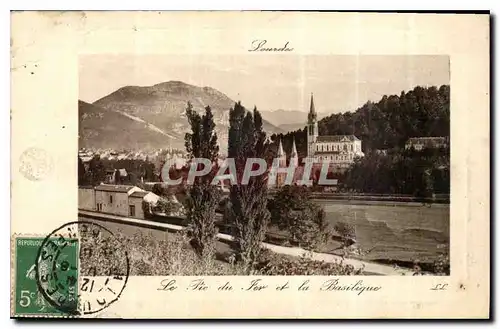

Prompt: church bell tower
xmin=307 ymin=93 xmax=318 ymax=160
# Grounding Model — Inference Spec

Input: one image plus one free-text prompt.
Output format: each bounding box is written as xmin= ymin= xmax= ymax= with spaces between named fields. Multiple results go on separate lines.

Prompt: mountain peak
xmin=84 ymin=82 xmax=282 ymax=151
xmin=153 ymin=80 xmax=189 ymax=88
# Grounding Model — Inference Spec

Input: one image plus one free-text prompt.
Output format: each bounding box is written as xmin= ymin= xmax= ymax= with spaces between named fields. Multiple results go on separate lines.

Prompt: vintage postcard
xmin=10 ymin=11 xmax=490 ymax=318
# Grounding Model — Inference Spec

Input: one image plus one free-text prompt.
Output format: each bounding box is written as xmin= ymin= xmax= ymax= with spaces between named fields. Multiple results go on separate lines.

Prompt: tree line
xmin=339 ymin=148 xmax=450 ymax=197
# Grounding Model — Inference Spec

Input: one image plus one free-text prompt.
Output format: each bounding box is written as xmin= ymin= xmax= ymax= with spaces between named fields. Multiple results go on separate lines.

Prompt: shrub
xmin=269 ymin=186 xmax=331 ymax=249
xmin=255 ymin=249 xmax=364 ymax=275
xmin=153 ymin=197 xmax=185 ymax=216
xmin=432 ymin=252 xmax=450 ymax=275
xmin=268 ymin=185 xmax=310 ymax=229
xmin=288 ymin=203 xmax=330 ymax=250
xmin=334 ymin=221 xmax=356 ymax=247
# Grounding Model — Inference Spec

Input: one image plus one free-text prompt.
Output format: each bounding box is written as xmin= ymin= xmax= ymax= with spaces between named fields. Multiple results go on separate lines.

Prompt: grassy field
xmin=314 ymin=200 xmax=450 ymax=264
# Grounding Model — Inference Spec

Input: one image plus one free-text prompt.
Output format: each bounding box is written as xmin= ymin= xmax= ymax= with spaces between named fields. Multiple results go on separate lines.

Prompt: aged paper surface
xmin=10 ymin=11 xmax=489 ymax=318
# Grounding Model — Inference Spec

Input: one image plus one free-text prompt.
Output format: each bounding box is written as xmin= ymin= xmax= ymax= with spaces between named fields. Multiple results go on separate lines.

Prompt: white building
xmin=405 ymin=137 xmax=449 ymax=151
xmin=306 ymin=93 xmax=364 ymax=170
xmin=78 ymin=184 xmax=160 ymax=219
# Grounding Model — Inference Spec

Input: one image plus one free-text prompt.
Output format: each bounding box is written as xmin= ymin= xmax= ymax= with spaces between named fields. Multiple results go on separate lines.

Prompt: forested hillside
xmin=271 ymin=85 xmax=450 ymax=160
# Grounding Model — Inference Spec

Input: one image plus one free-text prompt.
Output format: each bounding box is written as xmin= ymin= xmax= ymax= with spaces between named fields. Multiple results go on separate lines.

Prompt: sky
xmin=79 ymin=55 xmax=449 ymax=114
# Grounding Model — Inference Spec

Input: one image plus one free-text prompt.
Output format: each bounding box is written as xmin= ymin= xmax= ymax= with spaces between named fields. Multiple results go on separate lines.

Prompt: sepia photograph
xmin=77 ymin=54 xmax=450 ymax=277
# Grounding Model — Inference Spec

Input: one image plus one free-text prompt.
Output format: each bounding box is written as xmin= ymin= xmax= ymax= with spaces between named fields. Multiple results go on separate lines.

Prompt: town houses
xmin=78 ymin=147 xmax=186 ymax=170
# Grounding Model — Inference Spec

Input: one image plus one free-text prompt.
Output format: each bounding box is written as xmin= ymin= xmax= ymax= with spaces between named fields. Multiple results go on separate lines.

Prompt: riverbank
xmin=311 ymin=198 xmax=450 ymax=207
xmin=310 ymin=193 xmax=449 ymax=205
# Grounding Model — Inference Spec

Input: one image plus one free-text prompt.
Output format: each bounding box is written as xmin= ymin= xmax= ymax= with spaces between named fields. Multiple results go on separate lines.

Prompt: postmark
xmin=34 ymin=221 xmax=130 ymax=316
xmin=18 ymin=147 xmax=53 ymax=181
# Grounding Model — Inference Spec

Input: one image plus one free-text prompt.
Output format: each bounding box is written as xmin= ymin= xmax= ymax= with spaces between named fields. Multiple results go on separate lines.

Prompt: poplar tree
xmin=228 ymin=102 xmax=270 ymax=273
xmin=184 ymin=102 xmax=221 ymax=259
xmin=78 ymin=156 xmax=87 ymax=186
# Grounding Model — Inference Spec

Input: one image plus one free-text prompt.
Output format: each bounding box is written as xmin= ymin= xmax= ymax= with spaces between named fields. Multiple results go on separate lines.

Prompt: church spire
xmin=291 ymin=137 xmax=298 ymax=157
xmin=308 ymin=93 xmax=317 ymax=123
xmin=290 ymin=137 xmax=299 ymax=167
xmin=277 ymin=139 xmax=285 ymax=157
xmin=277 ymin=138 xmax=286 ymax=167
xmin=310 ymin=93 xmax=316 ymax=114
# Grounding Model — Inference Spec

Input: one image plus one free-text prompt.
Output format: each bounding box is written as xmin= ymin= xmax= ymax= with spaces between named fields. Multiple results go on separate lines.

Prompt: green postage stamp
xmin=11 ymin=221 xmax=130 ymax=318
xmin=12 ymin=236 xmax=79 ymax=317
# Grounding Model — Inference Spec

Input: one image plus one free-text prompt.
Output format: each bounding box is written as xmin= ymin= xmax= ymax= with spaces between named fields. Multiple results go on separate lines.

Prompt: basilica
xmin=306 ymin=94 xmax=364 ymax=170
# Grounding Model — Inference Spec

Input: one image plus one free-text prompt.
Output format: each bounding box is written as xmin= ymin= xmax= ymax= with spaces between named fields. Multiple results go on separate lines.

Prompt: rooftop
xmin=316 ymin=135 xmax=360 ymax=143
xmin=129 ymin=191 xmax=150 ymax=198
xmin=315 ymin=151 xmax=341 ymax=155
xmin=407 ymin=137 xmax=449 ymax=142
xmin=95 ymin=185 xmax=136 ymax=193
